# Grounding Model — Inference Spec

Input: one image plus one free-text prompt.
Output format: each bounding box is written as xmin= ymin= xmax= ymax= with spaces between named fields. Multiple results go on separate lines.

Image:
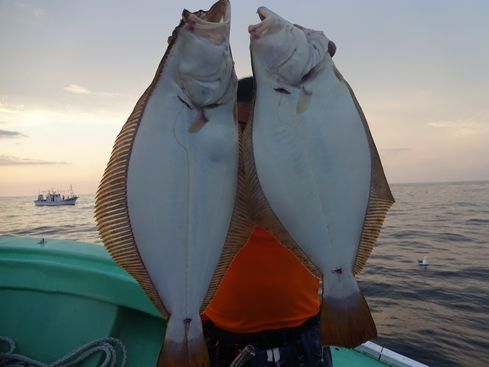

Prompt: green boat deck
xmin=0 ymin=235 xmax=389 ymax=366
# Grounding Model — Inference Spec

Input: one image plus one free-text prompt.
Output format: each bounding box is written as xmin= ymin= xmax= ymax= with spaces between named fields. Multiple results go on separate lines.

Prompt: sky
xmin=1 ymin=0 xmax=488 ymax=197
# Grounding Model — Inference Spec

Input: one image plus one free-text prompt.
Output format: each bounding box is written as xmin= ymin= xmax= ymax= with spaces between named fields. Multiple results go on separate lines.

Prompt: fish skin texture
xmin=96 ymin=1 xmax=252 ymax=366
xmin=245 ymin=7 xmax=394 ymax=348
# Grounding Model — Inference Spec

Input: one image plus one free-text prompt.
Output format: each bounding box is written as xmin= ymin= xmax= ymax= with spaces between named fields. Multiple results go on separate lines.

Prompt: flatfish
xmin=244 ymin=7 xmax=395 ymax=348
xmin=95 ymin=1 xmax=250 ymax=366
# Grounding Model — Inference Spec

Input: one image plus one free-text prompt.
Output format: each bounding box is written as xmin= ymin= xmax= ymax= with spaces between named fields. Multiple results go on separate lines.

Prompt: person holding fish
xmin=96 ymin=2 xmax=393 ymax=366
xmin=202 ymin=77 xmax=333 ymax=367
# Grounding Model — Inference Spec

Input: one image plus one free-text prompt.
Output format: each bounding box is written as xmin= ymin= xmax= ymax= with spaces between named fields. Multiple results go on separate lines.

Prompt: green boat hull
xmin=0 ymin=235 xmax=406 ymax=366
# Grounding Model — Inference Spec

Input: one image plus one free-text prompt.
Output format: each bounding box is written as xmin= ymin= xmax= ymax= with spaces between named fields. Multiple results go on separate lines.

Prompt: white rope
xmin=0 ymin=337 xmax=126 ymax=367
xmin=229 ymin=345 xmax=255 ymax=367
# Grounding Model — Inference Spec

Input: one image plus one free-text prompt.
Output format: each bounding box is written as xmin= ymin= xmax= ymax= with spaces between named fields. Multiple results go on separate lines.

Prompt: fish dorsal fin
xmin=95 ymin=85 xmax=168 ymax=317
xmin=94 ymin=26 xmax=187 ymax=319
xmin=333 ymin=67 xmax=395 ymax=274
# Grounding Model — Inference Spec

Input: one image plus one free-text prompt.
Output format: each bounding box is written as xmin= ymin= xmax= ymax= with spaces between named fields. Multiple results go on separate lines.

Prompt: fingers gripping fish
xmin=95 ymin=1 xmax=251 ymax=366
xmin=244 ymin=7 xmax=394 ymax=348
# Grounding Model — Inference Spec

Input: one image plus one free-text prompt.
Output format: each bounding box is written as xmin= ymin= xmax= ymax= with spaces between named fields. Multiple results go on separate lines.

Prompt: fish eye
xmin=328 ymin=40 xmax=336 ymax=57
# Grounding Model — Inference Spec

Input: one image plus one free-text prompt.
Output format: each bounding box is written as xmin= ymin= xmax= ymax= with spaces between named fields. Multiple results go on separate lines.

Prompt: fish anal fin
xmin=157 ymin=332 xmax=209 ymax=367
xmin=334 ymin=62 xmax=395 ymax=274
xmin=95 ymin=82 xmax=168 ymax=319
xmin=320 ymin=291 xmax=377 ymax=348
xmin=354 ymin=196 xmax=393 ymax=274
xmin=188 ymin=110 xmax=208 ymax=133
xmin=296 ymin=87 xmax=312 ymax=114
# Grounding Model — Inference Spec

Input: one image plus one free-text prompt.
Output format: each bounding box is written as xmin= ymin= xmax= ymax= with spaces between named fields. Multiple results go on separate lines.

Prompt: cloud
xmin=0 ymin=129 xmax=27 ymax=138
xmin=63 ymin=84 xmax=121 ymax=97
xmin=427 ymin=121 xmax=450 ymax=128
xmin=427 ymin=118 xmax=488 ymax=130
xmin=427 ymin=119 xmax=488 ymax=136
xmin=0 ymin=155 xmax=69 ymax=166
xmin=33 ymin=8 xmax=47 ymax=18
xmin=0 ymin=101 xmax=25 ymax=114
xmin=14 ymin=3 xmax=47 ymax=18
xmin=64 ymin=84 xmax=92 ymax=95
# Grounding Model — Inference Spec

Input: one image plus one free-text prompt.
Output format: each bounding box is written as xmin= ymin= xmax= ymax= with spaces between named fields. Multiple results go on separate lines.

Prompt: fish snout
xmin=177 ymin=1 xmax=234 ymax=108
xmin=181 ymin=1 xmax=230 ymax=45
xmin=257 ymin=6 xmax=271 ymax=21
xmin=248 ymin=7 xmax=283 ymax=39
xmin=202 ymin=0 xmax=229 ymax=23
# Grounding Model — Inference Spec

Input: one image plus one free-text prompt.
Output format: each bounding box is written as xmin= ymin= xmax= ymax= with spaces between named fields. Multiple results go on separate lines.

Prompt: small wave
xmin=391 ymin=230 xmax=425 ymax=239
xmin=11 ymin=226 xmax=61 ymax=235
xmin=438 ymin=232 xmax=473 ymax=242
xmin=459 ymin=266 xmax=489 ymax=281
xmin=466 ymin=218 xmax=489 ymax=225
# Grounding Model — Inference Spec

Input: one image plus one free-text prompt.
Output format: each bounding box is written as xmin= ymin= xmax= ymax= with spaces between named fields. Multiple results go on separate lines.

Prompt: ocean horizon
xmin=1 ymin=181 xmax=488 ymax=366
xmin=2 ymin=179 xmax=489 ymax=199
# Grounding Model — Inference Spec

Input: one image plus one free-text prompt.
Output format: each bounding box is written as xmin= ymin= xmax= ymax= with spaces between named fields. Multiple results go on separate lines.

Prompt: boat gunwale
xmin=0 ymin=235 xmax=160 ymax=318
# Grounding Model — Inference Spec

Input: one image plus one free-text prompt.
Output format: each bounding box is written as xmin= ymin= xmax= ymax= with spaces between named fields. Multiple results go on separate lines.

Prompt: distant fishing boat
xmin=34 ymin=187 xmax=78 ymax=207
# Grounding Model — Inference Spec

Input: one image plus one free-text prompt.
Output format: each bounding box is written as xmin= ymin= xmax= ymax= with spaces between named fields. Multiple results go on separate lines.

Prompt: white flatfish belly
xmin=245 ymin=7 xmax=394 ymax=348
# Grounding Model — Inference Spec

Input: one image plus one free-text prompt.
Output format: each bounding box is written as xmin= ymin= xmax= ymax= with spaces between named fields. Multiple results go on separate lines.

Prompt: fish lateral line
xmin=178 ymin=95 xmax=193 ymax=110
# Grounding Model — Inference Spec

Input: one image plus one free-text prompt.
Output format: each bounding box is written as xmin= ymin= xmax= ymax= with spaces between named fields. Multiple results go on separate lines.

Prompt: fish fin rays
xmin=333 ymin=65 xmax=395 ymax=274
xmin=95 ymin=83 xmax=169 ymax=319
xmin=94 ymin=25 xmax=181 ymax=319
xmin=320 ymin=291 xmax=377 ymax=348
xmin=354 ymin=195 xmax=394 ymax=274
xmin=158 ymin=332 xmax=209 ymax=367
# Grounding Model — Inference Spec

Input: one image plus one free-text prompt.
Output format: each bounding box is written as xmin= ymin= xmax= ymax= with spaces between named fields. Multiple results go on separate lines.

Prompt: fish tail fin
xmin=157 ymin=318 xmax=210 ymax=367
xmin=320 ymin=290 xmax=377 ymax=348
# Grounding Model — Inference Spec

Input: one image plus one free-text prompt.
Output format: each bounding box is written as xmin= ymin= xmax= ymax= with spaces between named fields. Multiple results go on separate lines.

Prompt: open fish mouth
xmin=248 ymin=7 xmax=309 ymax=83
xmin=257 ymin=6 xmax=270 ymax=21
xmin=182 ymin=0 xmax=230 ymax=44
xmin=248 ymin=7 xmax=284 ymax=38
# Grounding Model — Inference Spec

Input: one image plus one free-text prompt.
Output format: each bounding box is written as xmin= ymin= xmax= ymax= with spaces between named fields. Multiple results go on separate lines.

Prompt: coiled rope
xmin=0 ymin=336 xmax=126 ymax=367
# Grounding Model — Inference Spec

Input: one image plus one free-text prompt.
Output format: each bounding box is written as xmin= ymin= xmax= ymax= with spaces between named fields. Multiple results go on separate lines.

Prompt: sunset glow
xmin=1 ymin=0 xmax=488 ymax=196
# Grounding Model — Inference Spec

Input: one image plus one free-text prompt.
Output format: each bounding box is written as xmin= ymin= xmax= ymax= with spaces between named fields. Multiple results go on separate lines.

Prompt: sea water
xmin=1 ymin=181 xmax=488 ymax=367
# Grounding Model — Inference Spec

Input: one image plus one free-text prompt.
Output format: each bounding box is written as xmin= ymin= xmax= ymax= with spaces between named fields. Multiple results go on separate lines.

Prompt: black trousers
xmin=203 ymin=316 xmax=333 ymax=367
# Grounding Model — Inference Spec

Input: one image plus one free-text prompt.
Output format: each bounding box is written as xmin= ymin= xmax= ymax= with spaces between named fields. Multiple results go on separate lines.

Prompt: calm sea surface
xmin=1 ymin=182 xmax=488 ymax=367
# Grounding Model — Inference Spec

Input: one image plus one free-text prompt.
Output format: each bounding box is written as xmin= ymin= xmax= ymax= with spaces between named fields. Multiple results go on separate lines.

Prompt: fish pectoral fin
xmin=320 ymin=290 xmax=377 ymax=348
xmin=188 ymin=110 xmax=208 ymax=133
xmin=158 ymin=319 xmax=210 ymax=367
xmin=296 ymin=87 xmax=312 ymax=114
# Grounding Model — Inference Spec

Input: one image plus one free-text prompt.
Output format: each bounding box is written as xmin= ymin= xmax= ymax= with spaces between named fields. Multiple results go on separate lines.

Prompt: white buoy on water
xmin=418 ymin=256 xmax=429 ymax=266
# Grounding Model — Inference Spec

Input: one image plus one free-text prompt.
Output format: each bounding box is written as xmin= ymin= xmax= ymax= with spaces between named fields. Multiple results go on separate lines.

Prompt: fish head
xmin=249 ymin=7 xmax=334 ymax=86
xmin=177 ymin=0 xmax=236 ymax=108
